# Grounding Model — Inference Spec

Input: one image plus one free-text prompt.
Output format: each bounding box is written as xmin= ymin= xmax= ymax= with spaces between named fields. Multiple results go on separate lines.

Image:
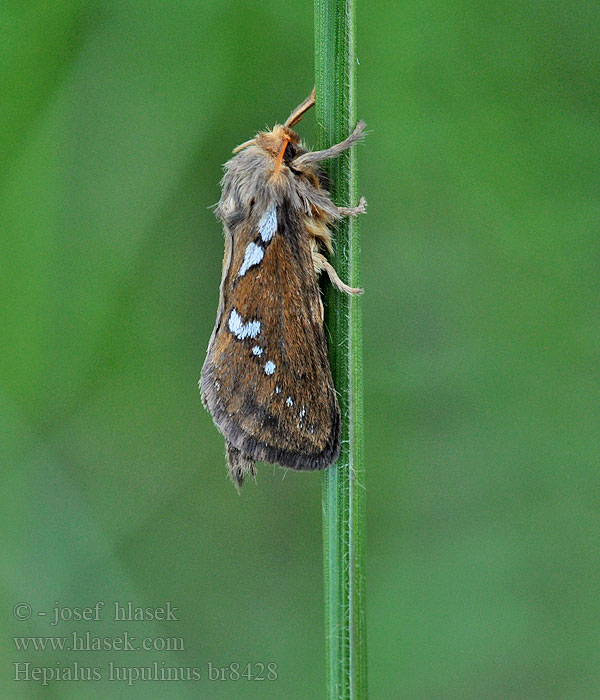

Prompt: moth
xmin=200 ymin=89 xmax=367 ymax=489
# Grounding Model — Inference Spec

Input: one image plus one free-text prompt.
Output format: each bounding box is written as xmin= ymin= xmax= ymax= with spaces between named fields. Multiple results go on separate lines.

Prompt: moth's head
xmin=255 ymin=125 xmax=305 ymax=178
xmin=231 ymin=89 xmax=317 ymax=180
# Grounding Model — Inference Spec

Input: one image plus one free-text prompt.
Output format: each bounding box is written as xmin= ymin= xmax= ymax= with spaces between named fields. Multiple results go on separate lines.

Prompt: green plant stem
xmin=315 ymin=1 xmax=367 ymax=698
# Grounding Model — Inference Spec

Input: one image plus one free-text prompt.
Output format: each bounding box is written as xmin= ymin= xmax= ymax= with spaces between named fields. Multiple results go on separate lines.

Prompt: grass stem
xmin=315 ymin=0 xmax=367 ymax=697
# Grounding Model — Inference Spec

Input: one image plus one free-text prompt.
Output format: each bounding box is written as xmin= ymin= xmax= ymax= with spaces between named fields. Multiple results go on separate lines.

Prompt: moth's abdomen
xmin=201 ymin=335 xmax=340 ymax=471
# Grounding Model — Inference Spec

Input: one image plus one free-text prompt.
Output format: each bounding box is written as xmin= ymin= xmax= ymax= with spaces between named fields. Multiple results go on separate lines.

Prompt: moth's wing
xmin=201 ymin=201 xmax=340 ymax=470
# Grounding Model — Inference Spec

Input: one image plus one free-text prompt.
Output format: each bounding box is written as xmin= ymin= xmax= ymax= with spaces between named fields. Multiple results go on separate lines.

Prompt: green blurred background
xmin=2 ymin=1 xmax=599 ymax=698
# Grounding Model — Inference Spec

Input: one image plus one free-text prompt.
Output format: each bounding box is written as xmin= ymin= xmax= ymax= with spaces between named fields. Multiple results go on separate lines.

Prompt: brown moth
xmin=200 ymin=89 xmax=367 ymax=489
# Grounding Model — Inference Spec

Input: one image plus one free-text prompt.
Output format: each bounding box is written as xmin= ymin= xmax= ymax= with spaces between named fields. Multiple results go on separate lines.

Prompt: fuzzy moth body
xmin=200 ymin=89 xmax=367 ymax=489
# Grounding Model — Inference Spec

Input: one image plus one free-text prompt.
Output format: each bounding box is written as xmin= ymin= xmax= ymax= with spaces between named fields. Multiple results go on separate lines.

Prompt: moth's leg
xmin=293 ymin=121 xmax=366 ymax=167
xmin=226 ymin=441 xmax=256 ymax=492
xmin=337 ymin=196 xmax=367 ymax=217
xmin=312 ymin=250 xmax=363 ymax=296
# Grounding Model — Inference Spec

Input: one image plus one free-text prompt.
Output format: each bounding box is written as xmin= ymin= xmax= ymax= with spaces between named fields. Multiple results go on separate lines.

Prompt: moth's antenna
xmin=284 ymin=87 xmax=316 ymax=128
xmin=232 ymin=138 xmax=256 ymax=154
